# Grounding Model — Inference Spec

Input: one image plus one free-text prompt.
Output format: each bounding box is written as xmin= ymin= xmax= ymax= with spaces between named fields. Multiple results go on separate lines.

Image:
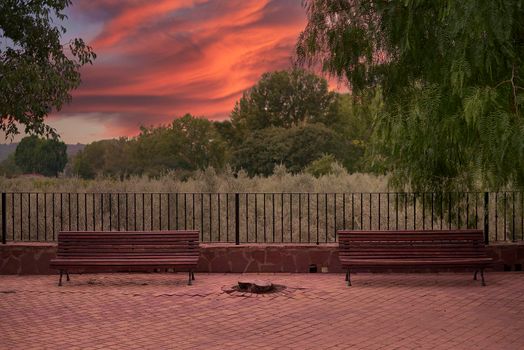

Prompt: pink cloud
xmin=56 ymin=0 xmax=329 ymax=142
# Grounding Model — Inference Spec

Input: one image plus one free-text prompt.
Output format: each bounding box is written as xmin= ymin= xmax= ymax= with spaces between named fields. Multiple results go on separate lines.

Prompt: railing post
xmin=483 ymin=192 xmax=489 ymax=245
xmin=235 ymin=193 xmax=240 ymax=245
xmin=2 ymin=193 xmax=6 ymax=244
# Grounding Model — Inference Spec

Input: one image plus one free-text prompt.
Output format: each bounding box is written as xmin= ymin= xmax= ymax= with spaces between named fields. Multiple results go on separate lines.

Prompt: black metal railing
xmin=1 ymin=192 xmax=523 ymax=245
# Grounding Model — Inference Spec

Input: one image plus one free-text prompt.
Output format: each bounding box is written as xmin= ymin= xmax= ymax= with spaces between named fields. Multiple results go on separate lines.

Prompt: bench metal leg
xmin=66 ymin=271 xmax=70 ymax=282
xmin=347 ymin=268 xmax=352 ymax=287
xmin=480 ymin=268 xmax=486 ymax=286
xmin=188 ymin=270 xmax=193 ymax=286
xmin=58 ymin=270 xmax=63 ymax=287
xmin=191 ymin=271 xmax=195 ymax=281
xmin=473 ymin=270 xmax=478 ymax=280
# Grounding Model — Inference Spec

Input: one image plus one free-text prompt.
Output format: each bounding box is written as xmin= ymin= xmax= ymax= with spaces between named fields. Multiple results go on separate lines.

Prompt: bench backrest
xmin=56 ymin=231 xmax=199 ymax=259
xmin=337 ymin=230 xmax=487 ymax=259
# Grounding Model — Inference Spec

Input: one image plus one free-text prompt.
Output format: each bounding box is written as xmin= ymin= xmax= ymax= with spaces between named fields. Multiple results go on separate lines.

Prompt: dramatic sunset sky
xmin=29 ymin=0 xmax=329 ymax=144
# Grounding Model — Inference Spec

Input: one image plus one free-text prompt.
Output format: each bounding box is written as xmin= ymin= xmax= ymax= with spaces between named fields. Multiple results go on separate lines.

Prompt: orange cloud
xmin=55 ymin=0 xmax=333 ymax=142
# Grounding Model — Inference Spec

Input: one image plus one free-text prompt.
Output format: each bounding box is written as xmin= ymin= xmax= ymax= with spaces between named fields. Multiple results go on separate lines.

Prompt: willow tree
xmin=296 ymin=0 xmax=524 ymax=191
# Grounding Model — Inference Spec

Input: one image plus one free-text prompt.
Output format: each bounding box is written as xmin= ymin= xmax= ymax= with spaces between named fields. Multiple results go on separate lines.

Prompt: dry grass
xmin=0 ymin=165 xmax=390 ymax=193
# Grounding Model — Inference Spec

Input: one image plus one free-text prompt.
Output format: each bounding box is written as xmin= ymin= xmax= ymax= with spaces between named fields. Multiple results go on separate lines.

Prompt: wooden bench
xmin=50 ymin=230 xmax=200 ymax=286
xmin=338 ymin=229 xmax=492 ymax=286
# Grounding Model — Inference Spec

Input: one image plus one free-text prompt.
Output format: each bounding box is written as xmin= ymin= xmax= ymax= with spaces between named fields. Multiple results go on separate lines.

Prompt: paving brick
xmin=0 ymin=272 xmax=523 ymax=349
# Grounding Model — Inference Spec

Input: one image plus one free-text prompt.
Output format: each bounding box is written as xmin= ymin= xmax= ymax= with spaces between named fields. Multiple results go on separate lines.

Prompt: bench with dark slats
xmin=338 ymin=229 xmax=493 ymax=286
xmin=50 ymin=230 xmax=200 ymax=286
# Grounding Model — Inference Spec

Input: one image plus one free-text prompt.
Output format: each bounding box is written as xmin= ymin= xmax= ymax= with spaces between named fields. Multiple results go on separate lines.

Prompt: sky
xmin=19 ymin=0 xmax=321 ymax=144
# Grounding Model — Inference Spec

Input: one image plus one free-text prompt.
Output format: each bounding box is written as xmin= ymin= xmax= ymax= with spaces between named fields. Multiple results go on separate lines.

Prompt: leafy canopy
xmin=296 ymin=0 xmax=524 ymax=191
xmin=0 ymin=0 xmax=96 ymax=137
xmin=72 ymin=114 xmax=227 ymax=179
xmin=231 ymin=68 xmax=339 ymax=134
xmin=14 ymin=136 xmax=67 ymax=176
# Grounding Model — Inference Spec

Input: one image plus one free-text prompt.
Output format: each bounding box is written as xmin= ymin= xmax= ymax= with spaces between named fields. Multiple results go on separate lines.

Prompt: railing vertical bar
xmin=422 ymin=193 xmax=425 ymax=230
xmin=307 ymin=193 xmax=310 ymax=242
xmin=184 ymin=193 xmax=187 ymax=230
xmin=457 ymin=192 xmax=461 ymax=229
xmin=343 ymin=193 xmax=346 ymax=229
xmin=396 ymin=193 xmax=399 ymax=230
xmin=484 ymin=192 xmax=490 ymax=244
xmin=218 ymin=193 xmax=221 ymax=241
xmin=290 ymin=193 xmax=293 ymax=243
xmin=149 ymin=193 xmax=153 ymax=230
xmin=167 ymin=193 xmax=171 ymax=230
xmin=281 ymin=193 xmax=284 ymax=242
xmin=133 ymin=193 xmax=137 ymax=231
xmin=475 ymin=192 xmax=478 ymax=229
xmin=316 ymin=193 xmax=320 ymax=244
xmin=92 ymin=193 xmax=95 ymax=231
xmin=272 ymin=194 xmax=275 ymax=243
xmin=159 ymin=194 xmax=162 ymax=230
xmin=325 ymin=193 xmax=328 ymax=243
xmin=68 ymin=193 xmax=71 ymax=231
xmin=20 ymin=193 xmax=23 ymax=241
xmin=52 ymin=193 xmax=55 ymax=240
xmin=176 ymin=193 xmax=179 ymax=230
xmin=351 ymin=193 xmax=355 ymax=229
xmin=378 ymin=193 xmax=381 ymax=230
xmin=495 ymin=192 xmax=498 ymax=241
xmin=44 ymin=193 xmax=47 ymax=240
xmin=413 ymin=193 xmax=416 ymax=230
xmin=387 ymin=193 xmax=390 ymax=230
xmin=369 ymin=193 xmax=372 ymax=230
xmin=431 ymin=193 xmax=434 ymax=230
xmin=125 ymin=193 xmax=128 ymax=231
xmin=192 ymin=193 xmax=196 ymax=230
xmin=209 ymin=193 xmax=212 ymax=241
xmin=1 ymin=193 xmax=6 ymax=244
xmin=334 ymin=193 xmax=337 ymax=241
xmin=101 ymin=193 xmax=104 ymax=231
xmin=246 ymin=193 xmax=249 ymax=242
xmin=264 ymin=193 xmax=267 ymax=242
xmin=36 ymin=193 xmax=39 ymax=240
xmin=255 ymin=194 xmax=258 ymax=242
xmin=141 ymin=193 xmax=145 ymax=231
xmin=200 ymin=193 xmax=204 ymax=241
xmin=299 ymin=194 xmax=302 ymax=243
xmin=226 ymin=193 xmax=229 ymax=241
xmin=404 ymin=193 xmax=407 ymax=230
xmin=60 ymin=193 xmax=63 ymax=235
xmin=11 ymin=193 xmax=14 ymax=241
xmin=360 ymin=193 xmax=363 ymax=230
xmin=504 ymin=192 xmax=507 ymax=241
xmin=76 ymin=193 xmax=80 ymax=231
xmin=448 ymin=192 xmax=452 ymax=230
xmin=235 ymin=193 xmax=240 ymax=245
xmin=109 ymin=193 xmax=112 ymax=231
xmin=512 ymin=192 xmax=516 ymax=242
xmin=28 ymin=193 xmax=31 ymax=240
xmin=466 ymin=193 xmax=469 ymax=229
xmin=440 ymin=192 xmax=443 ymax=229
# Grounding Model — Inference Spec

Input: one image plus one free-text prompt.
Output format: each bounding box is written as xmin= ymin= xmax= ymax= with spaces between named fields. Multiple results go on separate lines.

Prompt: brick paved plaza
xmin=1 ymin=272 xmax=524 ymax=349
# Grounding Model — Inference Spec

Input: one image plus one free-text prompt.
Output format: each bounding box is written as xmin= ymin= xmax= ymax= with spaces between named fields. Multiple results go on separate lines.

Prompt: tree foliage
xmin=232 ymin=123 xmax=350 ymax=176
xmin=14 ymin=136 xmax=67 ymax=176
xmin=231 ymin=68 xmax=339 ymax=134
xmin=296 ymin=0 xmax=524 ymax=191
xmin=72 ymin=114 xmax=227 ymax=178
xmin=0 ymin=0 xmax=96 ymax=137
